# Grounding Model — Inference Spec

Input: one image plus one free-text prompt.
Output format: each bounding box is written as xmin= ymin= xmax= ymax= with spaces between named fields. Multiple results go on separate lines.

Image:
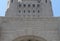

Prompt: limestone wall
xmin=0 ymin=17 xmax=60 ymax=41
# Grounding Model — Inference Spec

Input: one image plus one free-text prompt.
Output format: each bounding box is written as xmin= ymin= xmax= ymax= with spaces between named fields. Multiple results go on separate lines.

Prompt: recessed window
xmin=28 ymin=4 xmax=30 ymax=7
xmin=19 ymin=4 xmax=21 ymax=7
xmin=28 ymin=10 xmax=30 ymax=13
xmin=32 ymin=4 xmax=35 ymax=7
xmin=23 ymin=4 xmax=26 ymax=7
xmin=19 ymin=10 xmax=21 ymax=13
xmin=33 ymin=10 xmax=35 ymax=13
xmin=38 ymin=10 xmax=40 ymax=13
xmin=24 ymin=10 xmax=25 ymax=13
xmin=37 ymin=0 xmax=41 ymax=3
xmin=11 ymin=0 xmax=13 ymax=3
xmin=45 ymin=0 xmax=47 ymax=3
xmin=37 ymin=4 xmax=40 ymax=7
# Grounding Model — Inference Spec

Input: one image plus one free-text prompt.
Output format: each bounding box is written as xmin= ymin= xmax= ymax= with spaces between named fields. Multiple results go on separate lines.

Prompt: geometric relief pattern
xmin=13 ymin=35 xmax=47 ymax=41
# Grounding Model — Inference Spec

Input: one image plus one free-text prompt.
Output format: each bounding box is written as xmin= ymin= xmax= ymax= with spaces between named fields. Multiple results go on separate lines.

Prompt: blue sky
xmin=0 ymin=0 xmax=60 ymax=17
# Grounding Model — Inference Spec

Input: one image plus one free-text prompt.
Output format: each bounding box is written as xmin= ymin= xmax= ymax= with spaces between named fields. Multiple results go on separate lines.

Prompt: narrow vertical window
xmin=32 ymin=4 xmax=35 ymax=7
xmin=28 ymin=10 xmax=30 ymax=13
xmin=24 ymin=10 xmax=25 ymax=13
xmin=33 ymin=10 xmax=35 ymax=13
xmin=28 ymin=4 xmax=30 ymax=7
xmin=38 ymin=10 xmax=40 ymax=13
xmin=23 ymin=4 xmax=26 ymax=7
xmin=19 ymin=10 xmax=21 ymax=13
xmin=19 ymin=4 xmax=21 ymax=7
xmin=37 ymin=4 xmax=40 ymax=7
xmin=45 ymin=0 xmax=47 ymax=3
xmin=11 ymin=0 xmax=13 ymax=3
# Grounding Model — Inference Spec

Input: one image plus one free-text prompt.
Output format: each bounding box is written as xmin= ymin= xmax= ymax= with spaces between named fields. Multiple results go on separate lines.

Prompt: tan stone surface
xmin=2 ymin=0 xmax=60 ymax=41
xmin=6 ymin=0 xmax=53 ymax=17
xmin=0 ymin=17 xmax=60 ymax=41
xmin=13 ymin=35 xmax=47 ymax=41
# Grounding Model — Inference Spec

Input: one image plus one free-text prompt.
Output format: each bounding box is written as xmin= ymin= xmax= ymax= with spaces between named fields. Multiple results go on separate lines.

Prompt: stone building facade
xmin=0 ymin=0 xmax=60 ymax=41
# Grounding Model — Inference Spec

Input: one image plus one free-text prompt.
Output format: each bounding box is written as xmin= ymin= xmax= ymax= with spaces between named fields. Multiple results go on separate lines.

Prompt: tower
xmin=5 ymin=0 xmax=53 ymax=17
xmin=0 ymin=0 xmax=60 ymax=41
xmin=6 ymin=0 xmax=18 ymax=17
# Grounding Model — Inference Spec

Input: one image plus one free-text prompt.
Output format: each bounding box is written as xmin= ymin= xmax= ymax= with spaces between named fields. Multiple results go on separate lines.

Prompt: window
xmin=19 ymin=4 xmax=21 ymax=7
xmin=32 ymin=4 xmax=35 ymax=7
xmin=33 ymin=10 xmax=35 ymax=13
xmin=45 ymin=0 xmax=47 ymax=3
xmin=11 ymin=0 xmax=13 ymax=3
xmin=28 ymin=10 xmax=30 ymax=13
xmin=23 ymin=4 xmax=26 ymax=7
xmin=37 ymin=4 xmax=40 ymax=7
xmin=28 ymin=4 xmax=30 ymax=7
xmin=19 ymin=10 xmax=21 ymax=13
xmin=38 ymin=10 xmax=40 ymax=13
xmin=37 ymin=0 xmax=41 ymax=3
xmin=24 ymin=10 xmax=25 ymax=13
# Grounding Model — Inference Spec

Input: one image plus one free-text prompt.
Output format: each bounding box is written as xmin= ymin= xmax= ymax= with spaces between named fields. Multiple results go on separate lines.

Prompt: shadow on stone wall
xmin=0 ymin=26 xmax=2 ymax=40
xmin=57 ymin=22 xmax=60 ymax=40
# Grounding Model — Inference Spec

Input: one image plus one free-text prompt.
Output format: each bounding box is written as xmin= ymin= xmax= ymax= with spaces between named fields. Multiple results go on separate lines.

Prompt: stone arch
xmin=13 ymin=35 xmax=47 ymax=41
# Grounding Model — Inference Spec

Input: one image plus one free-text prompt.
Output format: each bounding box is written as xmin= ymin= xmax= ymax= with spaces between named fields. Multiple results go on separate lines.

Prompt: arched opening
xmin=13 ymin=35 xmax=47 ymax=41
